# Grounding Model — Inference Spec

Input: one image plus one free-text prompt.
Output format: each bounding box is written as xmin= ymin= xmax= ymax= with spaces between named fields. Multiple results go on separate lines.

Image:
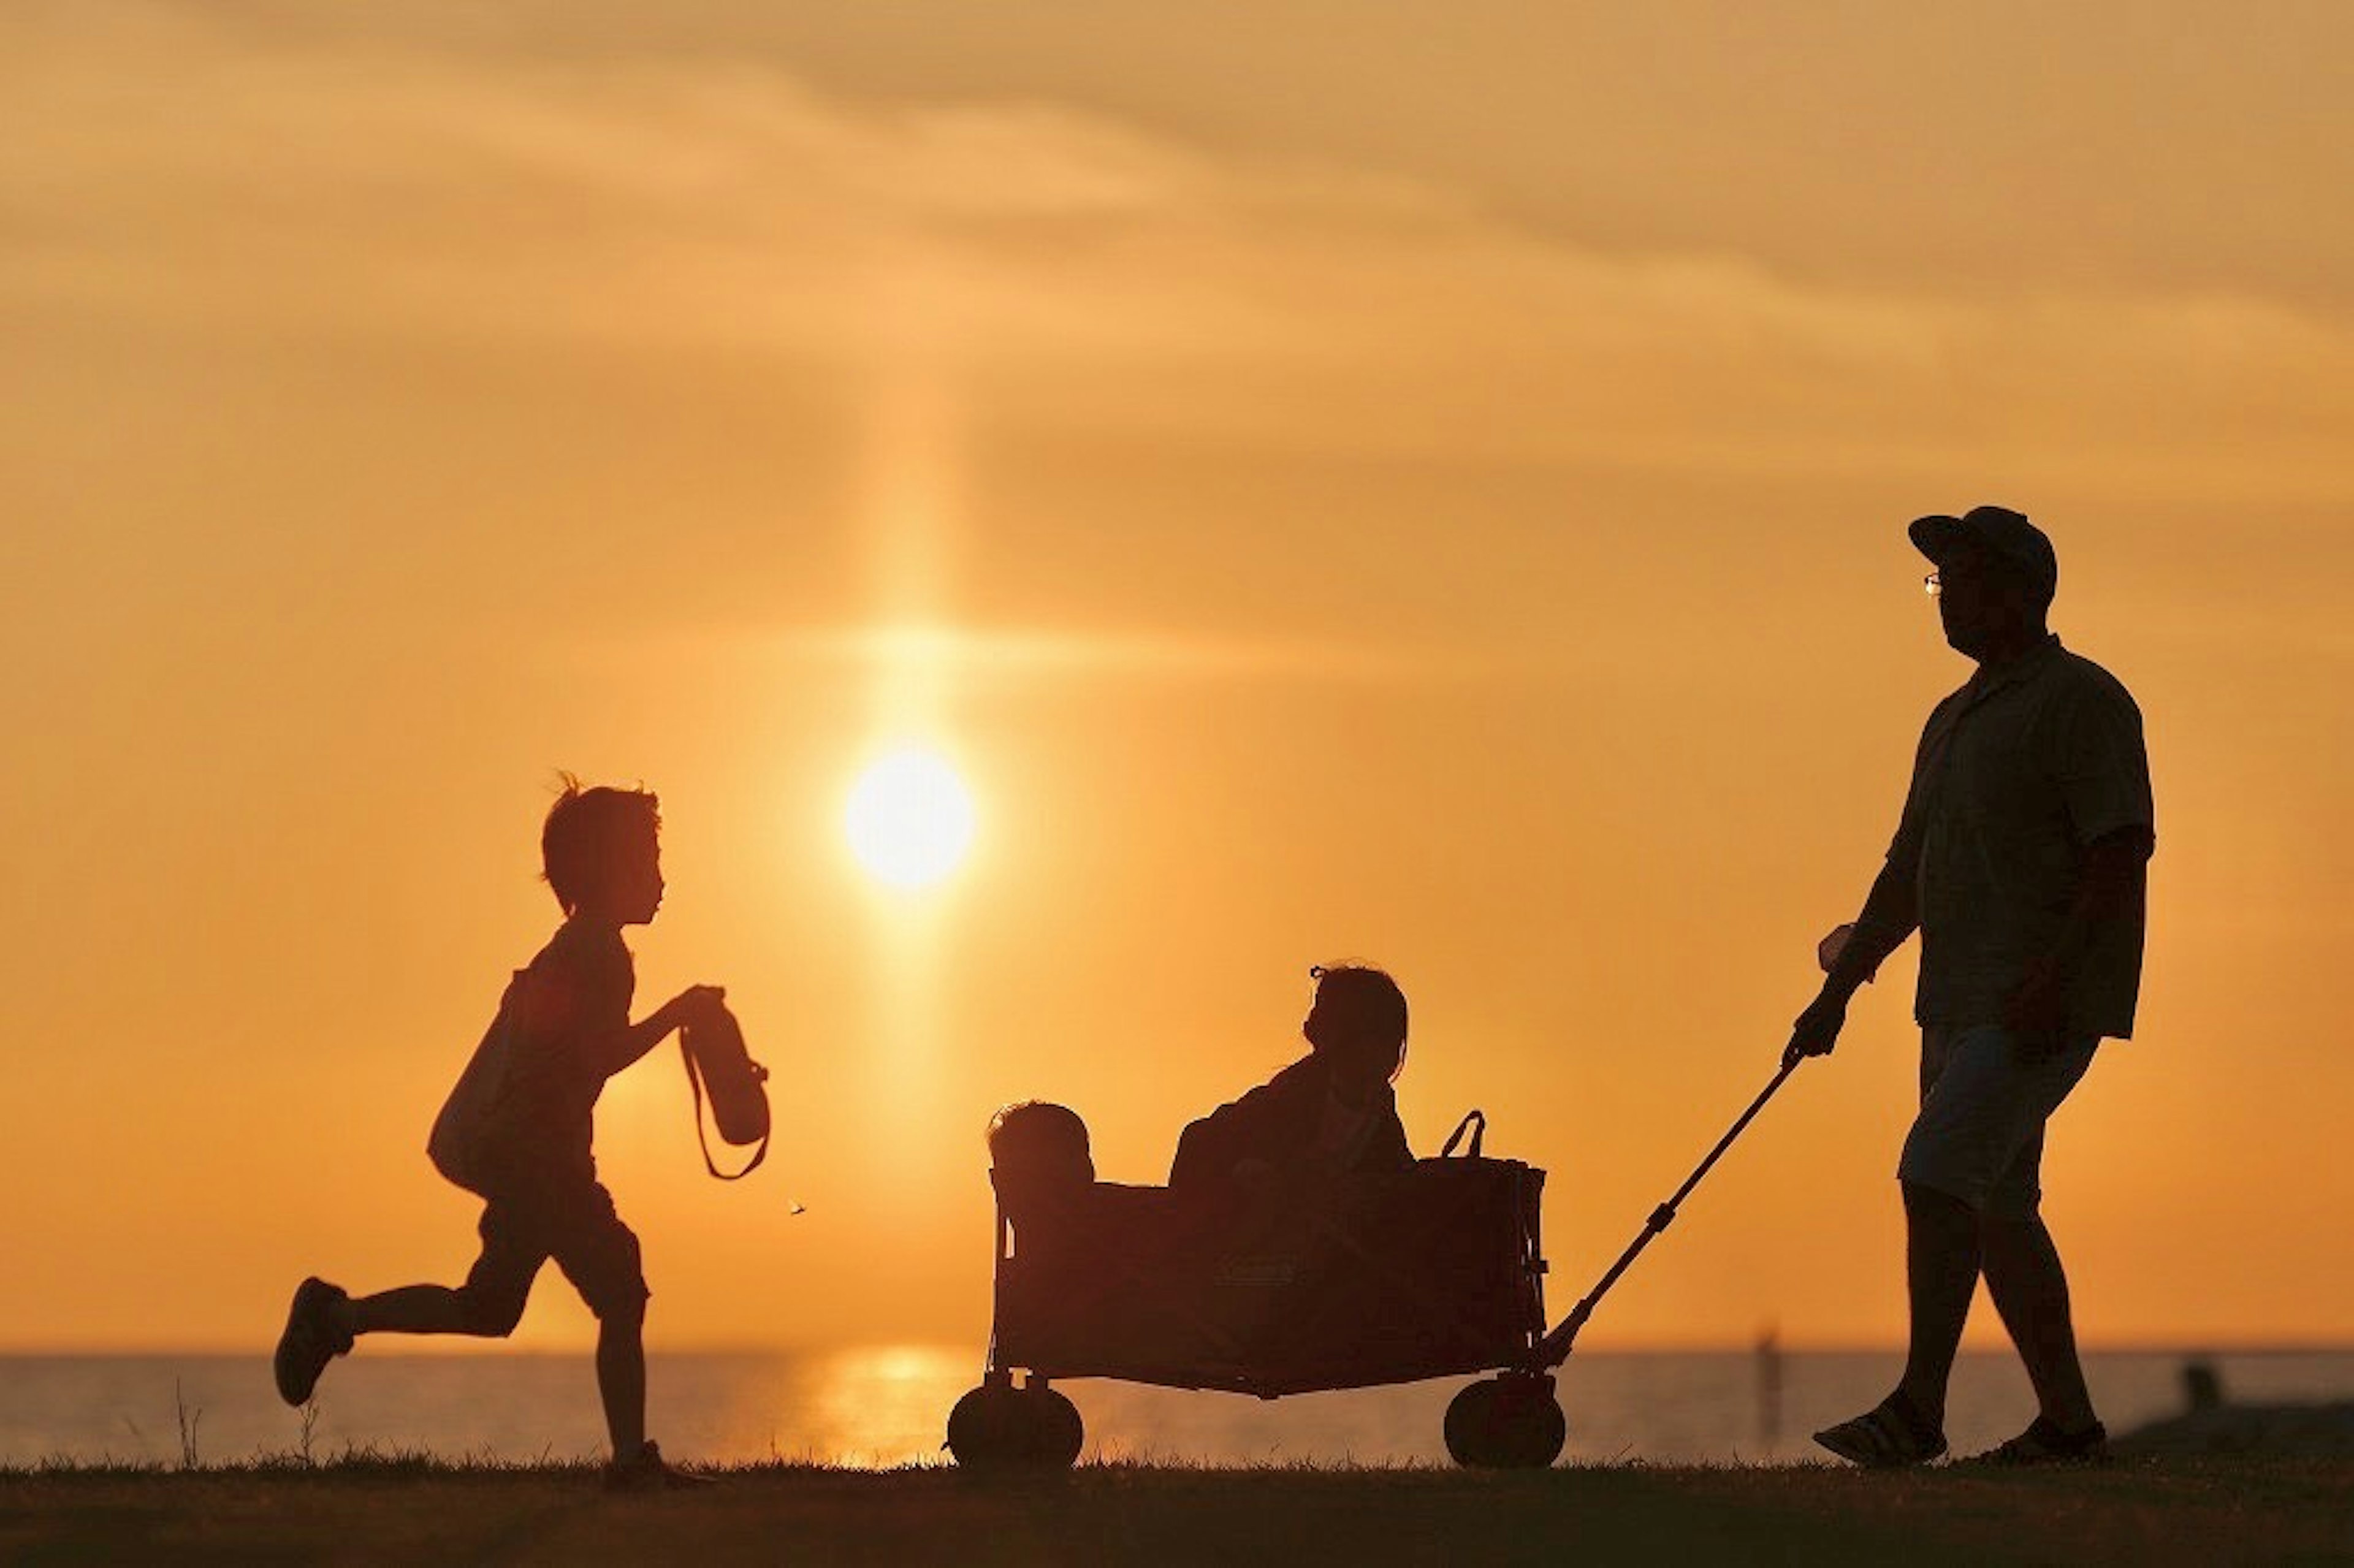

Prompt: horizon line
xmin=6 ymin=1339 xmax=2350 ymax=1360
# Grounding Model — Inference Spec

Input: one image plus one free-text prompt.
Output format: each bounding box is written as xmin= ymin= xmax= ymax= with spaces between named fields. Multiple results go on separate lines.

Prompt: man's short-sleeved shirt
xmin=1886 ymin=636 xmax=2154 ymax=1039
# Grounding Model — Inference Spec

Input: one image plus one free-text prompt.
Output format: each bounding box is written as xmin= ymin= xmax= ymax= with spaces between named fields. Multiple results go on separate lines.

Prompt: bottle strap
xmin=681 ymin=1038 xmax=769 ymax=1182
xmin=1441 ymin=1108 xmax=1487 ymax=1159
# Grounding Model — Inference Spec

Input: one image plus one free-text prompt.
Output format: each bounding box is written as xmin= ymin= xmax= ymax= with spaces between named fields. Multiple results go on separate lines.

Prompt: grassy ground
xmin=2 ymin=1456 xmax=2348 ymax=1567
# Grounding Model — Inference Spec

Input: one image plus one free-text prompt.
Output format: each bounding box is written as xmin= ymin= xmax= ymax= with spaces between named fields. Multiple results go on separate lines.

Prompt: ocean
xmin=6 ymin=1348 xmax=2350 ymax=1469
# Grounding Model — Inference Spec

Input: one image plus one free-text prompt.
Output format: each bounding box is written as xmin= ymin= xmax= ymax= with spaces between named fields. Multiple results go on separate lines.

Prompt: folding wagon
xmin=945 ymin=1059 xmax=1804 ymax=1470
xmin=945 ymin=1113 xmax=1569 ymax=1469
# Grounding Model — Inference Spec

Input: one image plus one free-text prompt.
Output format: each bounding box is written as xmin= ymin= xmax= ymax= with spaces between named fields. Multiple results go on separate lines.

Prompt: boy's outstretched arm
xmin=591 ymin=985 xmax=729 ymax=1078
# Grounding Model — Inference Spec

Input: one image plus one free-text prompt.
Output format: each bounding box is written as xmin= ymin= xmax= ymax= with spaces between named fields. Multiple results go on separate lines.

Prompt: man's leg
xmin=1981 ymin=1213 xmax=2098 ymax=1431
xmin=1810 ymin=1180 xmax=1967 ymax=1465
xmin=1895 ymin=1181 xmax=1983 ymax=1431
xmin=1887 ymin=1024 xmax=1989 ymax=1431
xmin=1976 ymin=1036 xmax=2103 ymax=1441
xmin=1813 ymin=1027 xmax=1983 ymax=1465
xmin=1892 ymin=1026 xmax=2105 ymax=1429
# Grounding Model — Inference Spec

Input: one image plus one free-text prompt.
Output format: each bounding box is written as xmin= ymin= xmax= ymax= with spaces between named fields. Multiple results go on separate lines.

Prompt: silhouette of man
xmin=1791 ymin=508 xmax=2153 ymax=1467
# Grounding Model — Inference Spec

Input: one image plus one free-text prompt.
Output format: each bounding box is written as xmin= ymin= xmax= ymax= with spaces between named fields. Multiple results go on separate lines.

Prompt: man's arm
xmin=2002 ymin=827 xmax=2153 ymax=1048
xmin=1786 ymin=858 xmax=1919 ymax=1064
xmin=1827 ymin=859 xmax=1922 ymax=995
xmin=1786 ymin=699 xmax=1950 ymax=1064
xmin=2008 ymin=671 xmax=2155 ymax=1050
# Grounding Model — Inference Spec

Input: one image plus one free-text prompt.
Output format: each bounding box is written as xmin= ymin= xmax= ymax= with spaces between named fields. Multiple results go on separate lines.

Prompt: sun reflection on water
xmin=694 ymin=1344 xmax=977 ymax=1467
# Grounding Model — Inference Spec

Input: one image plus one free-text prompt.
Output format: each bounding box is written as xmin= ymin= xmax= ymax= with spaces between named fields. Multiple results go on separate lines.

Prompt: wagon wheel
xmin=947 ymin=1377 xmax=1033 ymax=1470
xmin=1445 ymin=1374 xmax=1566 ymax=1469
xmin=947 ymin=1375 xmax=1084 ymax=1471
xmin=1025 ymin=1383 xmax=1084 ymax=1468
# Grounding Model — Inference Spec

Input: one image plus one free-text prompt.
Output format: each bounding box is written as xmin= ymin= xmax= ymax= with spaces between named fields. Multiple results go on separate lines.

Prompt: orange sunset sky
xmin=4 ymin=2 xmax=2350 ymax=1355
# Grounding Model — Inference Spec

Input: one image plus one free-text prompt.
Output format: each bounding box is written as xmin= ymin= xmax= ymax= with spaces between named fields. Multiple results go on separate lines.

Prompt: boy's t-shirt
xmin=482 ymin=918 xmax=635 ymax=1191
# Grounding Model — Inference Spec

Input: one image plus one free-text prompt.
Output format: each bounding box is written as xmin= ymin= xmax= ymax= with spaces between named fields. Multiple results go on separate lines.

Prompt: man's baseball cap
xmin=1908 ymin=505 xmax=2058 ymax=605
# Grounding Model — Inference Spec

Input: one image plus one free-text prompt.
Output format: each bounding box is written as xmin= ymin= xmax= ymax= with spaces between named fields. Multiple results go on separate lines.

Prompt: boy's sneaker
xmin=272 ymin=1277 xmax=353 ymax=1406
xmin=604 ymin=1439 xmax=712 ymax=1491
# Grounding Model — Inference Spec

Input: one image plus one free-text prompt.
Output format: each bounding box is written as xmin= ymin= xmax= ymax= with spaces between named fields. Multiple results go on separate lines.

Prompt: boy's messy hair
xmin=541 ymin=774 xmax=661 ymax=913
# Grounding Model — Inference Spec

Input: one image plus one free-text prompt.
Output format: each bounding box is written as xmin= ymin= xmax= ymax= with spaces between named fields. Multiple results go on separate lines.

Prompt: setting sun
xmin=844 ymin=747 xmax=977 ymax=889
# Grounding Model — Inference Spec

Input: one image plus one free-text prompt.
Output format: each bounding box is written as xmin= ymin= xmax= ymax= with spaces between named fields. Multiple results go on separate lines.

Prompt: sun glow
xmin=844 ymin=748 xmax=977 ymax=889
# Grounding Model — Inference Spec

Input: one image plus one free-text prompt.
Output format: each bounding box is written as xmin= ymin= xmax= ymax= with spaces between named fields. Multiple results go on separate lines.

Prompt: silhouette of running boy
xmin=1170 ymin=965 xmax=1412 ymax=1195
xmin=272 ymin=780 xmax=726 ymax=1488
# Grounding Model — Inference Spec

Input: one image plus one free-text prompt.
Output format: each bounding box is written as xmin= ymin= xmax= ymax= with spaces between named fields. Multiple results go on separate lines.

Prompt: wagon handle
xmin=1534 ymin=1057 xmax=1801 ymax=1368
xmin=1440 ymin=1109 xmax=1487 ymax=1160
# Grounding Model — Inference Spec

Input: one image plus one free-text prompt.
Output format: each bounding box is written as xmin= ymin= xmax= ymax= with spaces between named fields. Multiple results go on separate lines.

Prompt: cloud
xmin=7 ymin=0 xmax=2354 ymax=507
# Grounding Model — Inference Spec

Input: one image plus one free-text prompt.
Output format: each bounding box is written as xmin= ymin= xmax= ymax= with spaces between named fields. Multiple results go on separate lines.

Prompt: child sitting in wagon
xmin=1169 ymin=964 xmax=1413 ymax=1197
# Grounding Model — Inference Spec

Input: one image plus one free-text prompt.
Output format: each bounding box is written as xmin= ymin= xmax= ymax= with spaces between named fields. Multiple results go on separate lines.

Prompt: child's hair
xmin=986 ymin=1101 xmax=1095 ymax=1186
xmin=1311 ymin=963 xmax=1411 ymax=1081
xmin=541 ymin=775 xmax=661 ymax=914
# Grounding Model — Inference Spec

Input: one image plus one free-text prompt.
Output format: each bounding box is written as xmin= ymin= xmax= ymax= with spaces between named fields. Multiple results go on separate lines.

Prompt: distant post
xmin=1755 ymin=1323 xmax=1783 ymax=1448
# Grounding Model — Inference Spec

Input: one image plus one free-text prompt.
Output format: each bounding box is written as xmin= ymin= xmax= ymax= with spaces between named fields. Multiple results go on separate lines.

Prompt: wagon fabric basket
xmin=992 ymin=1155 xmax=1548 ymax=1399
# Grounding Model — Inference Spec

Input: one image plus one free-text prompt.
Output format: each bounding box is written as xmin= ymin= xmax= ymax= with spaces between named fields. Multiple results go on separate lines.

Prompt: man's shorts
xmin=1897 ymin=1024 xmax=2097 ymax=1220
xmin=467 ymin=1176 xmax=649 ymax=1324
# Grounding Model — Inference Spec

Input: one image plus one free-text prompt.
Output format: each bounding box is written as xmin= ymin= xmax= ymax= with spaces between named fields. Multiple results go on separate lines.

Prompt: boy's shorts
xmin=1897 ymin=1024 xmax=2097 ymax=1220
xmin=467 ymin=1176 xmax=649 ymax=1324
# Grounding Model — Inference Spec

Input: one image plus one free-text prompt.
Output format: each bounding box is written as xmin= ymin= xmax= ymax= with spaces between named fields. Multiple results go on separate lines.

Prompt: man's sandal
xmin=1813 ymin=1393 xmax=1949 ymax=1469
xmin=1971 ymin=1415 xmax=2110 ymax=1466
